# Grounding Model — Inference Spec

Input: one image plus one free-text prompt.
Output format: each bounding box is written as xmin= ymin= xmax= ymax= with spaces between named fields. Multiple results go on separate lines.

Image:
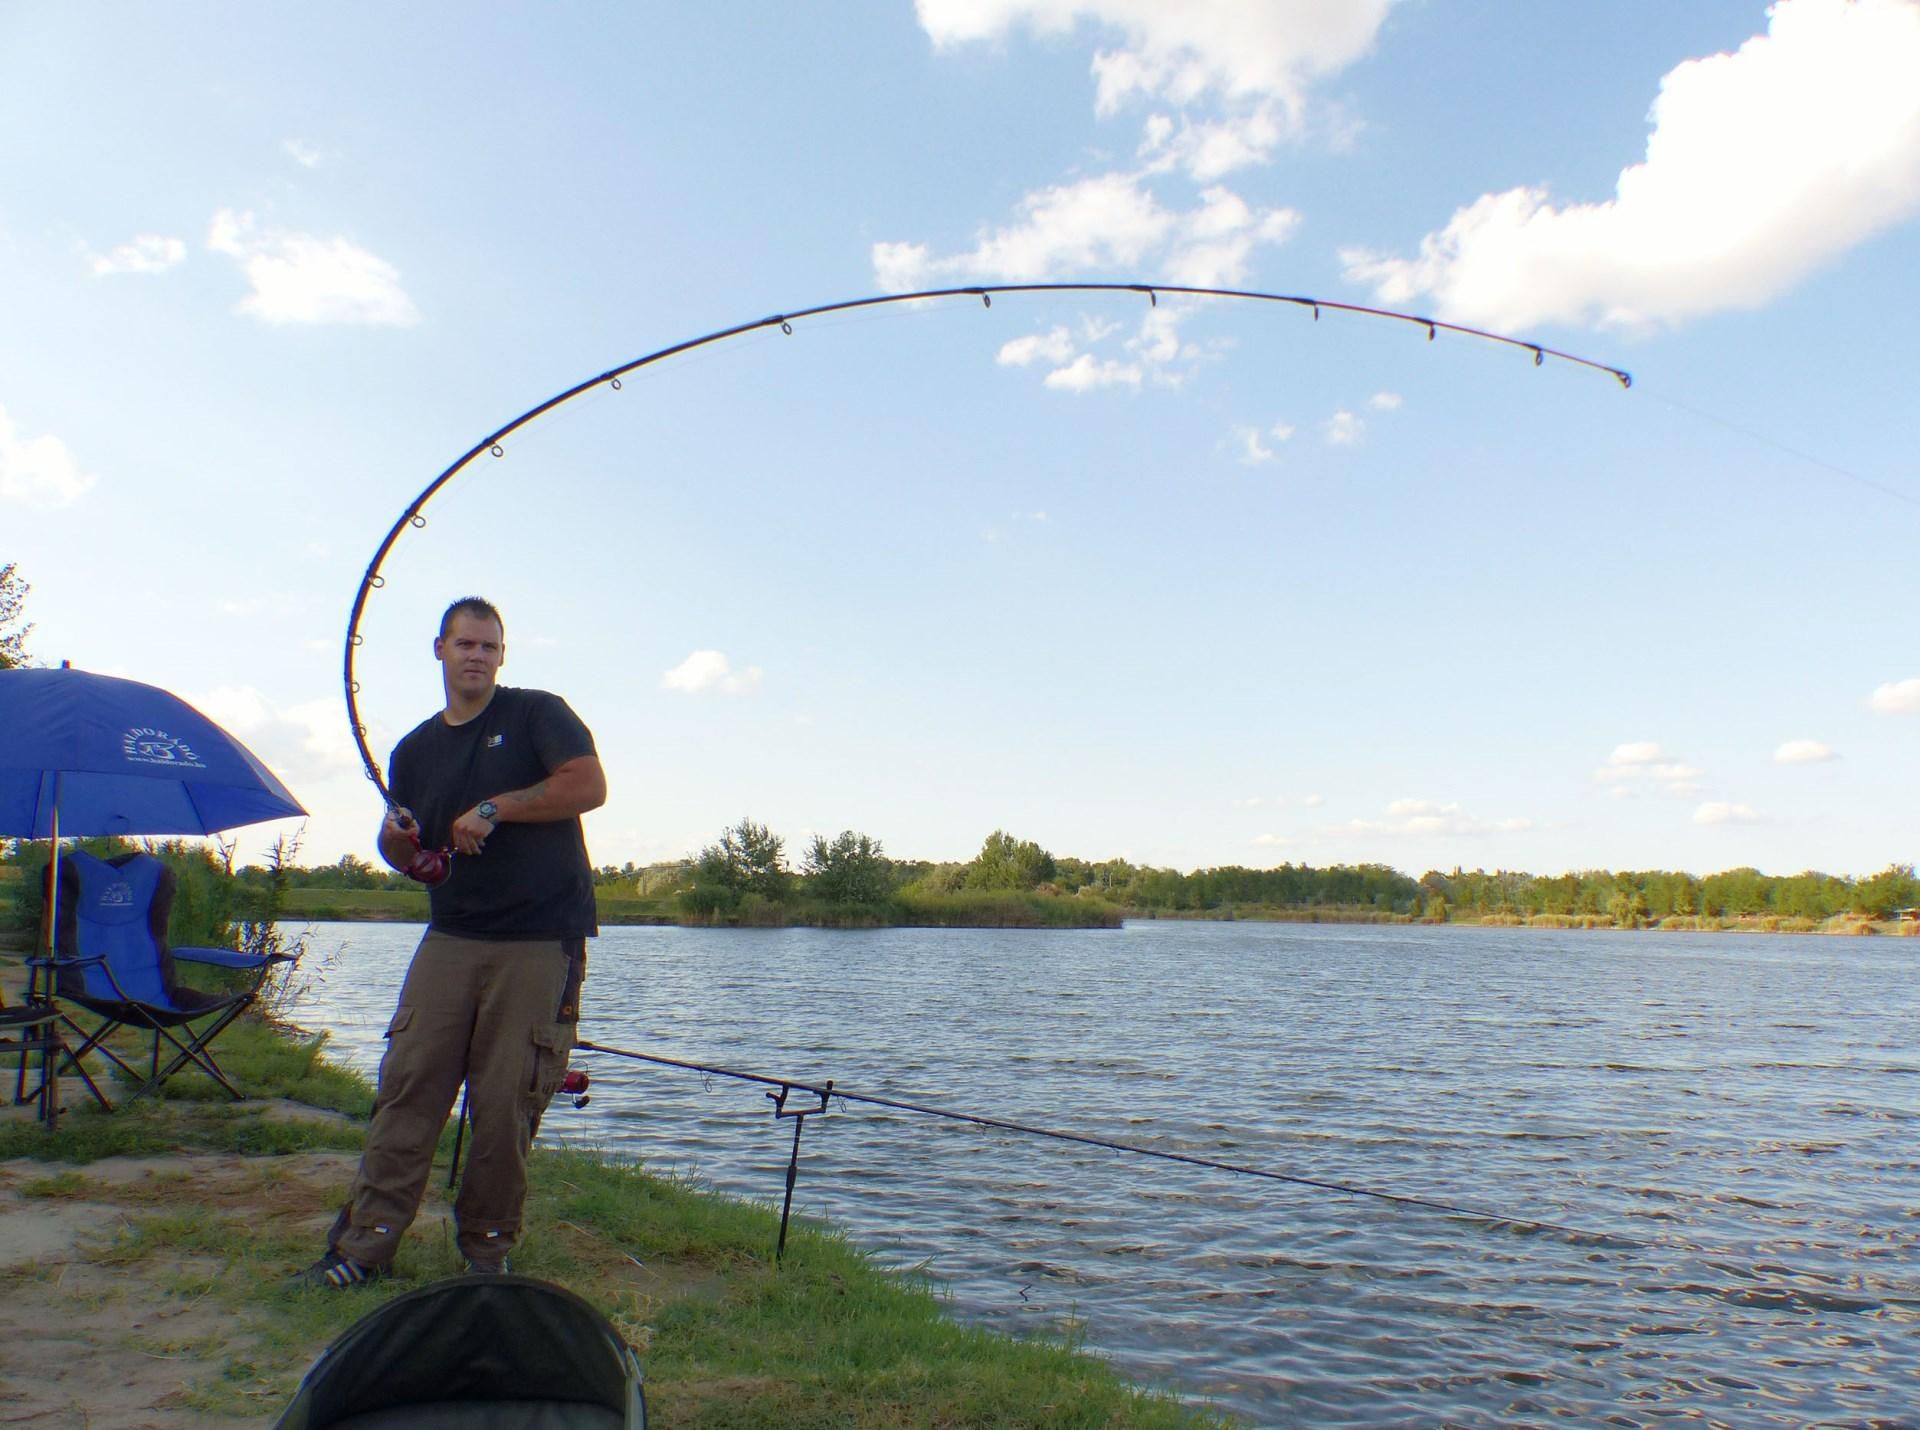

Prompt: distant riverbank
xmin=274 ymin=886 xmax=1127 ymax=929
xmin=270 ymin=893 xmax=1917 ymax=936
xmin=1106 ymin=905 xmax=1920 ymax=935
xmin=1455 ymin=910 xmax=1916 ymax=936
xmin=8 ymin=865 xmax=1908 ymax=942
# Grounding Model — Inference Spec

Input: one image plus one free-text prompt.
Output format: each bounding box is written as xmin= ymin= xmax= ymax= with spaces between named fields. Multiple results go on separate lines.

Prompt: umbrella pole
xmin=44 ymin=664 xmax=67 ymax=985
xmin=37 ymin=797 xmax=61 ymax=1130
xmin=41 ymin=789 xmax=60 ymax=994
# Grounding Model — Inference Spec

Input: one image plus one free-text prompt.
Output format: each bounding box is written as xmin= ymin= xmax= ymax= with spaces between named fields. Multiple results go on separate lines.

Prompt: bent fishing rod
xmin=341 ymin=280 xmax=1632 ymax=802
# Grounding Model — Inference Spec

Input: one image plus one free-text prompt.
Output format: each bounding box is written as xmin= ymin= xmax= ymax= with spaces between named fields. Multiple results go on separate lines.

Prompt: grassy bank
xmin=0 ymin=996 xmax=1223 ymax=1426
xmin=279 ymin=887 xmax=681 ymax=925
xmin=276 ymin=887 xmax=1125 ymax=929
xmin=1454 ymin=911 xmax=1917 ymax=935
xmin=1129 ymin=905 xmax=1416 ymax=925
xmin=279 ymin=887 xmax=429 ymax=920
xmin=1115 ymin=903 xmax=1920 ymax=935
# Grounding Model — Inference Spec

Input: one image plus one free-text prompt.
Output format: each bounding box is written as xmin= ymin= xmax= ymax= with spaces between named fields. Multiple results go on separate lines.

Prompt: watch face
xmin=479 ymin=801 xmax=497 ymax=820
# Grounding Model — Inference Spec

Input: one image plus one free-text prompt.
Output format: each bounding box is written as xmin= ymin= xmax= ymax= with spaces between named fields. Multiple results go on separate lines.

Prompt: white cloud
xmin=987 ymin=508 xmax=1051 ymax=542
xmin=896 ymin=2 xmax=1357 ymax=405
xmin=208 ymin=208 xmax=420 ymax=326
xmin=1773 ymin=738 xmax=1836 ymax=764
xmin=1324 ymin=410 xmax=1365 ymax=445
xmin=662 ymin=649 xmax=763 ymax=695
xmin=1233 ymin=424 xmax=1275 ymax=464
xmin=1594 ymin=741 xmax=1704 ymax=796
xmin=875 ymin=173 xmax=1174 ymax=290
xmin=189 ymin=686 xmax=358 ymax=785
xmin=916 ymin=0 xmax=1392 ymax=115
xmin=1368 ymin=391 xmax=1403 ymax=411
xmin=1607 ymin=741 xmax=1665 ymax=765
xmin=1044 ymin=353 xmax=1142 ymax=391
xmin=997 ymin=326 xmax=1078 ymax=366
xmin=1869 ymin=677 xmax=1920 ymax=714
xmin=0 ymin=406 xmax=96 ymax=508
xmin=1163 ymin=185 xmax=1300 ymax=286
xmin=1302 ymin=793 xmax=1324 ymax=808
xmin=90 ymin=235 xmax=186 ymax=277
xmin=282 ymin=138 xmax=324 ymax=168
xmin=871 ymin=172 xmax=1295 ymax=294
xmin=1140 ymin=103 xmax=1288 ymax=179
xmin=1251 ymin=831 xmax=1292 ymax=847
xmin=1343 ymin=0 xmax=1920 ymax=331
xmin=1129 ymin=305 xmax=1185 ymax=363
xmin=1336 ymin=797 xmax=1536 ymax=838
xmin=1694 ymin=801 xmax=1764 ymax=826
xmin=1233 ymin=420 xmax=1296 ymax=464
xmin=872 ymin=240 xmax=934 ymax=293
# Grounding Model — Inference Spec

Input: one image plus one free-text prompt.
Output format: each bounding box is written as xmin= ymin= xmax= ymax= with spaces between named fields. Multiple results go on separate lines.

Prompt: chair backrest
xmin=56 ymin=850 xmax=176 ymax=1006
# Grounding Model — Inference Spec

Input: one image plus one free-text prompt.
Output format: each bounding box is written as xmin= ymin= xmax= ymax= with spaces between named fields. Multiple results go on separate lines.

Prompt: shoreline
xmin=0 ymin=1001 xmax=1225 ymax=1427
xmin=5 ymin=908 xmax=1910 ymax=955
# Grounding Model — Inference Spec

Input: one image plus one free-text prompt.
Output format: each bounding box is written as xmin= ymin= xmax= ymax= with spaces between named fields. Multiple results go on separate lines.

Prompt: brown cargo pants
xmin=329 ymin=930 xmax=581 ymax=1269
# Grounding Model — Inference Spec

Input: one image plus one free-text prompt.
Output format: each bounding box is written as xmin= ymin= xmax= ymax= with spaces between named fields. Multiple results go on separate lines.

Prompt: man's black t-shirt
xmin=388 ymin=686 xmax=598 ymax=939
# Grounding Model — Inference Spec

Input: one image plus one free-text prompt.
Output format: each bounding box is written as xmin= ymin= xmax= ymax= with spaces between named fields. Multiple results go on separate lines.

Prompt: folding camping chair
xmin=274 ymin=1275 xmax=647 ymax=1428
xmin=30 ymin=848 xmax=293 ymax=1102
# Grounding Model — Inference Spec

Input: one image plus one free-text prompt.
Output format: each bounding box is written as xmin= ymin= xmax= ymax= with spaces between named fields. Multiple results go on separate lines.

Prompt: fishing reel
xmin=558 ymin=1068 xmax=590 ymax=1109
xmin=392 ymin=810 xmax=452 ymax=886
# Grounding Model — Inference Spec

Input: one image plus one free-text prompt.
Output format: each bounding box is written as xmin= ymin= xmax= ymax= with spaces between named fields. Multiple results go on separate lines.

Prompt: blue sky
xmin=5 ymin=1 xmax=1918 ymax=880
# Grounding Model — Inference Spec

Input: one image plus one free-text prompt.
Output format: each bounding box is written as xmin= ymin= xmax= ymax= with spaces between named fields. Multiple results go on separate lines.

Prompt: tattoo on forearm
xmin=507 ymin=780 xmax=549 ymax=807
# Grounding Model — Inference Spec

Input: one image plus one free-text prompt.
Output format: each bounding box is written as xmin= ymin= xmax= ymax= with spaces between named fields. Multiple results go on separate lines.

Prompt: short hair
xmin=439 ymin=596 xmax=505 ymax=641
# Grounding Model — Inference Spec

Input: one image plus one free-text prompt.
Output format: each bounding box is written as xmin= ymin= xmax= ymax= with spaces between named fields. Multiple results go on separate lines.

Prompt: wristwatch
xmin=477 ymin=800 xmax=498 ymax=823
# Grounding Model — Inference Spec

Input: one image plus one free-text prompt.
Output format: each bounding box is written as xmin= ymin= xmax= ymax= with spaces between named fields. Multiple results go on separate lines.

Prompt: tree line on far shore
xmin=74 ymin=819 xmax=1914 ymax=928
xmin=560 ymin=825 xmax=1920 ymax=925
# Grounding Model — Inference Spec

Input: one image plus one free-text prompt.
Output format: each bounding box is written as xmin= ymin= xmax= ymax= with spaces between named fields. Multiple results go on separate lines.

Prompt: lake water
xmin=294 ymin=919 xmax=1920 ymax=1425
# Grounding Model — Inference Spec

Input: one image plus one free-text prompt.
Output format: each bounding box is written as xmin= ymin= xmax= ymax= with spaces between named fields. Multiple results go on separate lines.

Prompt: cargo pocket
xmin=526 ymin=1020 xmax=574 ymax=1112
xmin=372 ymin=1006 xmax=415 ymax=1103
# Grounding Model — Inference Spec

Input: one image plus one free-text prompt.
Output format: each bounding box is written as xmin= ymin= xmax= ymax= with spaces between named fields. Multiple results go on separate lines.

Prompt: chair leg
xmin=42 ymin=1038 xmax=58 ymax=1131
xmin=61 ymin=1013 xmax=144 ymax=1086
xmin=8 ymin=1014 xmax=114 ymax=1118
xmin=56 ymin=1041 xmax=113 ymax=1114
xmin=129 ymin=1005 xmax=251 ymax=1102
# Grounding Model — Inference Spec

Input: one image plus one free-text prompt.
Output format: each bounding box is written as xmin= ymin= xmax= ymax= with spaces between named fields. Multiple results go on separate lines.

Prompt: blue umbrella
xmin=0 ymin=666 xmax=306 ymax=839
xmin=0 ymin=665 xmax=307 ymax=969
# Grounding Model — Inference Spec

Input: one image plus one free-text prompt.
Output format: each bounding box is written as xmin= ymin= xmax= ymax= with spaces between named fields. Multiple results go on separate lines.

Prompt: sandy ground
xmin=0 ymin=1102 xmax=370 ymax=1429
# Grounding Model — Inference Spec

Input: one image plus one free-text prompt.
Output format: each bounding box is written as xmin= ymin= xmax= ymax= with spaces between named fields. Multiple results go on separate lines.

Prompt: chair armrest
xmin=174 ymin=946 xmax=274 ymax=970
xmin=0 ymin=1004 xmax=60 ymax=1029
xmin=27 ymin=953 xmax=105 ymax=969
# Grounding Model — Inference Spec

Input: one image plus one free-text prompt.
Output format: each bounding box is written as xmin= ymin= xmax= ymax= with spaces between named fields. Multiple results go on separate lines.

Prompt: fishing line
xmin=573 ymin=1038 xmax=1633 ymax=1246
xmin=1651 ymin=389 xmax=1917 ymax=508
xmin=342 ymin=280 xmax=1632 ymax=804
xmin=572 ymin=1040 xmax=1920 ymax=1304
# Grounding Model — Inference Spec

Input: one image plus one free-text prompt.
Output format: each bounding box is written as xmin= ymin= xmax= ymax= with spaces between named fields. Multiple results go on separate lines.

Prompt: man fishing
xmin=296 ymin=595 xmax=606 ymax=1287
